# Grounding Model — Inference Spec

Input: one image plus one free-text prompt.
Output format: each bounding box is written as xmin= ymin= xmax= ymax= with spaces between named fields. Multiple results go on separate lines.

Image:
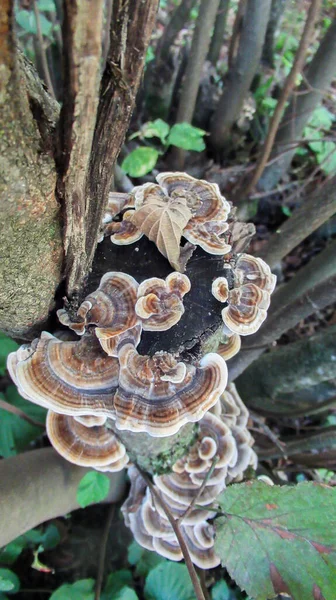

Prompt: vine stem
xmin=178 ymin=456 xmax=219 ymax=525
xmin=135 ymin=464 xmax=206 ymax=600
xmin=0 ymin=397 xmax=45 ymax=429
xmin=95 ymin=503 xmax=115 ymax=600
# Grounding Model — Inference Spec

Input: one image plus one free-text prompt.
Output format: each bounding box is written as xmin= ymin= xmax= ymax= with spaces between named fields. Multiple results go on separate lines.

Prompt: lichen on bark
xmin=0 ymin=5 xmax=63 ymax=339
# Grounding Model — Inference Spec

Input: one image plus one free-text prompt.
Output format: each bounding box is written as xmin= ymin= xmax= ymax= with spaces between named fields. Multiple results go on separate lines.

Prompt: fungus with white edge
xmin=135 ymin=272 xmax=191 ymax=331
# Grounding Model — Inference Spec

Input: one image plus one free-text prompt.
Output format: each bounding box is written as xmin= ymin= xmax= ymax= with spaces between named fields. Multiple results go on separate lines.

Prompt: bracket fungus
xmin=47 ymin=411 xmax=129 ymax=471
xmin=135 ymin=272 xmax=190 ymax=331
xmin=7 ymin=171 xmax=276 ymax=569
xmin=114 ymin=344 xmax=228 ymax=436
xmin=58 ymin=272 xmax=141 ymax=356
xmin=212 ymin=254 xmax=276 ymax=335
xmin=122 ymin=384 xmax=256 ymax=568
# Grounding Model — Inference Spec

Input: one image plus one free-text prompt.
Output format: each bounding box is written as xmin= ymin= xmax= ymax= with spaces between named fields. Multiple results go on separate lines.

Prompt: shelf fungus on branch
xmin=135 ymin=272 xmax=191 ymax=331
xmin=57 ymin=272 xmax=142 ymax=356
xmin=46 ymin=412 xmax=129 ymax=472
xmin=121 ymin=384 xmax=257 ymax=568
xmin=114 ymin=344 xmax=228 ymax=436
xmin=212 ymin=254 xmax=277 ymax=335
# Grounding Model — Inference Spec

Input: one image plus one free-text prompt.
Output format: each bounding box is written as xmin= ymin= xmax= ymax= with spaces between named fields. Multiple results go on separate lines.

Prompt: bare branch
xmin=32 ymin=0 xmax=56 ymax=98
xmin=244 ymin=0 xmax=323 ymax=194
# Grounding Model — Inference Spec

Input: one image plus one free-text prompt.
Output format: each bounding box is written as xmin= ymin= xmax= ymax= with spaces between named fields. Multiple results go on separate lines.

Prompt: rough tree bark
xmin=258 ymin=14 xmax=336 ymax=191
xmin=0 ymin=1 xmax=63 ymax=339
xmin=59 ymin=0 xmax=159 ymax=297
xmin=207 ymin=0 xmax=230 ymax=66
xmin=210 ymin=0 xmax=271 ymax=153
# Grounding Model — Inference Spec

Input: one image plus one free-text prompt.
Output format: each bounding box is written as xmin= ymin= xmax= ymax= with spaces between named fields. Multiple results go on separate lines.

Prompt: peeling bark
xmin=0 ymin=1 xmax=63 ymax=338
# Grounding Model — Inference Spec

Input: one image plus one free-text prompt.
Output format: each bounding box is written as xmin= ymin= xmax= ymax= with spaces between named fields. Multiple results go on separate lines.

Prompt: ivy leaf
xmin=76 ymin=471 xmax=110 ymax=508
xmin=0 ymin=569 xmax=20 ymax=594
xmin=0 ymin=386 xmax=46 ymax=457
xmin=129 ymin=195 xmax=191 ymax=271
xmin=144 ymin=563 xmax=195 ymax=600
xmin=113 ymin=588 xmax=139 ymax=600
xmin=128 ymin=541 xmax=164 ymax=577
xmin=50 ymin=579 xmax=95 ymax=600
xmin=215 ymin=481 xmax=336 ymax=600
xmin=0 ymin=333 xmax=18 ymax=376
xmin=121 ymin=147 xmax=159 ymax=178
xmin=167 ymin=123 xmax=206 ymax=152
xmin=15 ymin=10 xmax=53 ymax=38
xmin=37 ymin=0 xmax=56 ymax=11
xmin=316 ymin=141 xmax=336 ymax=176
xmin=142 ymin=120 xmax=170 ymax=144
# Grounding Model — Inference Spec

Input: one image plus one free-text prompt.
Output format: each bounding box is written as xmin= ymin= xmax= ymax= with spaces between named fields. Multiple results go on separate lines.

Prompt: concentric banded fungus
xmin=57 ymin=272 xmax=141 ymax=356
xmin=135 ymin=272 xmax=191 ymax=331
xmin=122 ymin=389 xmax=256 ymax=568
xmin=104 ymin=191 xmax=135 ymax=222
xmin=12 ymin=334 xmax=119 ymax=418
xmin=106 ymin=210 xmax=143 ymax=246
xmin=216 ymin=333 xmax=241 ymax=361
xmin=47 ymin=411 xmax=129 ymax=471
xmin=114 ymin=344 xmax=228 ymax=436
xmin=212 ymin=254 xmax=276 ymax=335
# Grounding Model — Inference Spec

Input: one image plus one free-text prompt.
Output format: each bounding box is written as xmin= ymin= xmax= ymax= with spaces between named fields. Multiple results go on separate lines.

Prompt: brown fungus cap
xmin=13 ymin=334 xmax=119 ymax=418
xmin=57 ymin=272 xmax=141 ymax=356
xmin=216 ymin=333 xmax=241 ymax=361
xmin=106 ymin=210 xmax=143 ymax=246
xmin=113 ymin=344 xmax=228 ymax=437
xmin=122 ymin=391 xmax=256 ymax=569
xmin=47 ymin=411 xmax=128 ymax=471
xmin=135 ymin=272 xmax=190 ymax=331
xmin=212 ymin=254 xmax=276 ymax=336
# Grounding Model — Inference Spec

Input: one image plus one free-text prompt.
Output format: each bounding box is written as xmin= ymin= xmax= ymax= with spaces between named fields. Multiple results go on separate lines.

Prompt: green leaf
xmin=281 ymin=206 xmax=292 ymax=217
xmin=121 ymin=147 xmax=159 ymax=178
xmin=37 ymin=0 xmax=56 ymax=11
xmin=0 ymin=386 xmax=46 ymax=457
xmin=50 ymin=579 xmax=95 ymax=600
xmin=316 ymin=141 xmax=336 ymax=175
xmin=144 ymin=562 xmax=195 ymax=600
xmin=142 ymin=120 xmax=170 ymax=144
xmin=0 ymin=569 xmax=20 ymax=594
xmin=308 ymin=106 xmax=334 ymax=131
xmin=0 ymin=538 xmax=26 ymax=565
xmin=15 ymin=10 xmax=53 ymax=38
xmin=215 ymin=481 xmax=336 ymax=600
xmin=211 ymin=580 xmax=231 ymax=600
xmin=128 ymin=541 xmax=164 ymax=577
xmin=112 ymin=587 xmax=139 ymax=600
xmin=101 ymin=570 xmax=133 ymax=599
xmin=167 ymin=123 xmax=206 ymax=151
xmin=76 ymin=471 xmax=110 ymax=508
xmin=0 ymin=524 xmax=59 ymax=565
xmin=0 ymin=333 xmax=18 ymax=376
xmin=146 ymin=46 xmax=155 ymax=64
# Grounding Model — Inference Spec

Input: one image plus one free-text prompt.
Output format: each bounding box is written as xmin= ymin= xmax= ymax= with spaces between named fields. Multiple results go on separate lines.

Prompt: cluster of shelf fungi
xmin=8 ymin=173 xmax=276 ymax=569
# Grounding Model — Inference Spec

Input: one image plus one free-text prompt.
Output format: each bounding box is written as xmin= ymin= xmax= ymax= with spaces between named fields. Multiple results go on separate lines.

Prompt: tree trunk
xmin=261 ymin=0 xmax=288 ymax=68
xmin=258 ymin=15 xmax=336 ymax=191
xmin=0 ymin=2 xmax=63 ymax=339
xmin=260 ymin=174 xmax=336 ymax=268
xmin=170 ymin=0 xmax=221 ymax=168
xmin=236 ymin=325 xmax=336 ymax=414
xmin=207 ymin=0 xmax=230 ymax=66
xmin=210 ymin=0 xmax=272 ymax=153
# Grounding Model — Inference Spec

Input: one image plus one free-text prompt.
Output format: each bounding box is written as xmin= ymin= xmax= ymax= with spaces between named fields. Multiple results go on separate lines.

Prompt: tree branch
xmin=260 ymin=174 xmax=336 ymax=268
xmin=0 ymin=448 xmax=126 ymax=548
xmin=244 ymin=0 xmax=323 ymax=195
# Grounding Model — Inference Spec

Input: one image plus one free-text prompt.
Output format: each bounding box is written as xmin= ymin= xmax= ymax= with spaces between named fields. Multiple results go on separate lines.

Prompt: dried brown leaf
xmin=129 ymin=196 xmax=192 ymax=271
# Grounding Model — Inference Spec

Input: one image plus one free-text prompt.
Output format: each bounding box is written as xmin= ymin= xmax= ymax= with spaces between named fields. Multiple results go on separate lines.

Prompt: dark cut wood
xmin=88 ymin=236 xmax=232 ymax=359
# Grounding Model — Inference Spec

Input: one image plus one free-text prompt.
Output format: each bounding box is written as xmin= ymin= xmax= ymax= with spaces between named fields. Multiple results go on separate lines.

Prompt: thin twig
xmin=95 ymin=503 xmax=115 ymax=600
xmin=0 ymin=398 xmax=45 ymax=429
xmin=32 ymin=0 xmax=56 ymax=99
xmin=135 ymin=464 xmax=206 ymax=600
xmin=244 ymin=0 xmax=322 ymax=195
xmin=178 ymin=456 xmax=219 ymax=525
xmin=250 ymin=411 xmax=286 ymax=456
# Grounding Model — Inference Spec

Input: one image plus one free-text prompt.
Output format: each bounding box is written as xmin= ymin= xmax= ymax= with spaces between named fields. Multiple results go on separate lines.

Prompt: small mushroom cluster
xmin=122 ymin=384 xmax=257 ymax=568
xmin=7 ymin=172 xmax=276 ymax=570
